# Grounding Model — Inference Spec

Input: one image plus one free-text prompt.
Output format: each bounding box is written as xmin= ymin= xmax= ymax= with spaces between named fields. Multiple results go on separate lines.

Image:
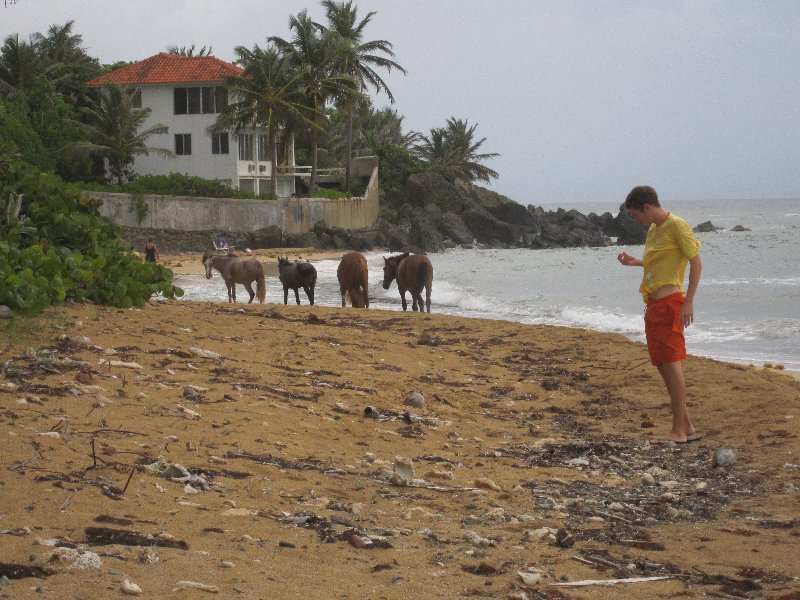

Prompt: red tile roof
xmin=87 ymin=53 xmax=243 ymax=86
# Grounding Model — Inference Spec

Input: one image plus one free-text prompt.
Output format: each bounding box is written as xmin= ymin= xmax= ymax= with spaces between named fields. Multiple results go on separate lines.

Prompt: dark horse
xmin=337 ymin=252 xmax=369 ymax=308
xmin=382 ymin=253 xmax=433 ymax=313
xmin=202 ymin=252 xmax=266 ymax=304
xmin=277 ymin=257 xmax=317 ymax=305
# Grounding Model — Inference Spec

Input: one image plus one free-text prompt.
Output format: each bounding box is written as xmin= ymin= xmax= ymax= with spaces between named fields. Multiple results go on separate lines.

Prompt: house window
xmin=175 ymin=134 xmax=192 ymax=155
xmin=131 ymin=88 xmax=142 ymax=108
xmin=238 ymin=134 xmax=253 ymax=161
xmin=174 ymin=87 xmax=201 ymax=114
xmin=212 ymin=133 xmax=229 ymax=155
xmin=201 ymin=87 xmax=228 ymax=114
xmin=257 ymin=134 xmax=269 ymax=161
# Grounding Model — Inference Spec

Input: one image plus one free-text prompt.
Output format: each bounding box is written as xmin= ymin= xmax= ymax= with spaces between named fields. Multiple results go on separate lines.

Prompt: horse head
xmin=277 ymin=257 xmax=291 ymax=268
xmin=202 ymin=252 xmax=214 ymax=279
xmin=382 ymin=255 xmax=401 ymax=289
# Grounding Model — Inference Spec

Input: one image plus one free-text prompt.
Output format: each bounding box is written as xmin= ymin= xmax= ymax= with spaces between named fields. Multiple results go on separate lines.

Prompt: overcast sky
xmin=4 ymin=0 xmax=800 ymax=206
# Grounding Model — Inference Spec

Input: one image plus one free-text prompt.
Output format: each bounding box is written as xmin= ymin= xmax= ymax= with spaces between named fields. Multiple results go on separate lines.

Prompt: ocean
xmin=173 ymin=197 xmax=800 ymax=370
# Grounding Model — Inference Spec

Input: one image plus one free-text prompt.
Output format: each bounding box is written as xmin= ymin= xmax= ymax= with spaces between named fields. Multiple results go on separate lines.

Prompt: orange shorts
xmin=644 ymin=293 xmax=686 ymax=366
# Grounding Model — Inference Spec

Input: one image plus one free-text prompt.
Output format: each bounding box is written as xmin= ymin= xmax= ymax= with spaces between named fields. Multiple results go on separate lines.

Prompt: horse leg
xmin=244 ymin=282 xmax=255 ymax=304
xmin=411 ymin=288 xmax=420 ymax=312
xmin=227 ymin=282 xmax=236 ymax=303
xmin=340 ymin=287 xmax=347 ymax=307
xmin=399 ymin=287 xmax=408 ymax=311
xmin=293 ymin=287 xmax=301 ymax=305
xmin=425 ymin=283 xmax=432 ymax=313
xmin=283 ymin=286 xmax=289 ymax=305
xmin=305 ymin=284 xmax=314 ymax=306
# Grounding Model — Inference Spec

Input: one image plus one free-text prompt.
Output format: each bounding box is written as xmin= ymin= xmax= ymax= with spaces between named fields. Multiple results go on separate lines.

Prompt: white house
xmin=87 ymin=53 xmax=296 ymax=197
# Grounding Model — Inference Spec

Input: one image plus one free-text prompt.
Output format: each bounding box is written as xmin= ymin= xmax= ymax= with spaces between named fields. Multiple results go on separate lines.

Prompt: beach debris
xmin=173 ymin=581 xmax=219 ymax=593
xmin=143 ymin=458 xmax=209 ymax=490
xmin=121 ymin=579 xmax=142 ymax=595
xmin=29 ymin=548 xmax=102 ymax=573
xmin=474 ymin=477 xmax=502 ymax=492
xmin=640 ymin=416 xmax=655 ymax=428
xmin=189 ymin=347 xmax=221 ymax=360
xmin=464 ymin=530 xmax=494 ymax=547
xmin=98 ymin=359 xmax=142 ymax=369
xmin=517 ymin=571 xmax=542 ymax=586
xmin=363 ymin=405 xmax=381 ymax=419
xmin=550 ymin=575 xmax=673 ymax=587
xmin=712 ymin=447 xmax=737 ymax=467
xmin=177 ymin=404 xmax=202 ymax=419
xmin=555 ymin=528 xmax=576 ymax=548
xmin=391 ymin=456 xmax=415 ymax=484
xmin=404 ymin=391 xmax=426 ymax=409
xmin=84 ymin=526 xmax=188 ymax=549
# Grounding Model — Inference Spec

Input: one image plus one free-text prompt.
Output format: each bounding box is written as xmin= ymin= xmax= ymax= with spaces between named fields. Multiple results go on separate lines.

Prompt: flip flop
xmin=649 ymin=436 xmax=687 ymax=445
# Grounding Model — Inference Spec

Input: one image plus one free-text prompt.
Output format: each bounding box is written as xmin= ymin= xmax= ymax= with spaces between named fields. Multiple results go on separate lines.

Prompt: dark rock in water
xmin=611 ymin=204 xmax=647 ymax=245
xmin=730 ymin=224 xmax=751 ymax=232
xmin=693 ymin=221 xmax=723 ymax=233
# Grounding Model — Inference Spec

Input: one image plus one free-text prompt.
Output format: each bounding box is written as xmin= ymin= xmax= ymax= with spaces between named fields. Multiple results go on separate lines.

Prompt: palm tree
xmin=216 ymin=44 xmax=309 ymax=198
xmin=32 ymin=21 xmax=101 ymax=105
xmin=414 ymin=117 xmax=499 ymax=183
xmin=0 ymin=34 xmax=44 ymax=96
xmin=76 ymin=84 xmax=172 ymax=184
xmin=166 ymin=44 xmax=214 ymax=57
xmin=270 ymin=10 xmax=360 ymax=194
xmin=318 ymin=0 xmax=406 ymax=191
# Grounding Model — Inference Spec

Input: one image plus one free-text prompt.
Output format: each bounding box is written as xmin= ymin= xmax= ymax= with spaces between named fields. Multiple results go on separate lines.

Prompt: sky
xmin=3 ymin=0 xmax=800 ymax=207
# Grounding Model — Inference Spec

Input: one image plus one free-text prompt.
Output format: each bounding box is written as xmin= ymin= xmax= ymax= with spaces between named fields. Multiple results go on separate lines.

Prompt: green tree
xmin=75 ymin=84 xmax=172 ymax=184
xmin=270 ymin=9 xmax=360 ymax=194
xmin=0 ymin=34 xmax=45 ymax=96
xmin=414 ymin=117 xmax=499 ymax=183
xmin=318 ymin=0 xmax=406 ymax=192
xmin=216 ymin=45 xmax=309 ymax=198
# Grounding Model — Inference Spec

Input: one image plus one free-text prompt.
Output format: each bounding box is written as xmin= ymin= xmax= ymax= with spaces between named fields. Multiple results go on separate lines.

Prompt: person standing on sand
xmin=144 ymin=238 xmax=160 ymax=263
xmin=617 ymin=185 xmax=703 ymax=443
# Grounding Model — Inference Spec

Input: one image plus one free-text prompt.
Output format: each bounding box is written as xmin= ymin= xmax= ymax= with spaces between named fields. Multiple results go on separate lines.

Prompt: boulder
xmin=693 ymin=221 xmax=723 ymax=233
xmin=730 ymin=224 xmax=751 ymax=232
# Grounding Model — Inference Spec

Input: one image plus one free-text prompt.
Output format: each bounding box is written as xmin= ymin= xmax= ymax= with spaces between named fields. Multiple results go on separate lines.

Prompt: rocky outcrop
xmin=693 ymin=221 xmax=723 ymax=233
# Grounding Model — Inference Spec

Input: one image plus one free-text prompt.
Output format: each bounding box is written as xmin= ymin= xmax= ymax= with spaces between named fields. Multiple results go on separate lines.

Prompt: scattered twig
xmin=551 ymin=575 xmax=672 ymax=587
xmin=625 ymin=358 xmax=651 ymax=371
xmin=121 ymin=466 xmax=136 ymax=495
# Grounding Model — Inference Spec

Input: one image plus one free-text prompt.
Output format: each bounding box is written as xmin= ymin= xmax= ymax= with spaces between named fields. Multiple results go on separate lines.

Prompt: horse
xmin=277 ymin=257 xmax=317 ymax=305
xmin=202 ymin=252 xmax=266 ymax=304
xmin=382 ymin=252 xmax=433 ymax=313
xmin=337 ymin=252 xmax=369 ymax=308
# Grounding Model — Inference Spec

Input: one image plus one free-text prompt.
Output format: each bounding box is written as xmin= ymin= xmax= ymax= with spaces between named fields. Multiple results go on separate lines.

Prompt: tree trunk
xmin=309 ymin=129 xmax=317 ymax=196
xmin=345 ymin=110 xmax=353 ymax=193
xmin=269 ymin=127 xmax=278 ymax=198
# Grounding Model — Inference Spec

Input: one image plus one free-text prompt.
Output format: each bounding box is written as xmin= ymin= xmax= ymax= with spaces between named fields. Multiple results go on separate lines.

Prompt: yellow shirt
xmin=640 ymin=213 xmax=701 ymax=303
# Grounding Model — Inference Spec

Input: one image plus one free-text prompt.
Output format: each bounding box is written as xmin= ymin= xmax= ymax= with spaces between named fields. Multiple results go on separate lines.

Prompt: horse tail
xmin=256 ymin=262 xmax=266 ymax=303
xmin=416 ymin=261 xmax=428 ymax=293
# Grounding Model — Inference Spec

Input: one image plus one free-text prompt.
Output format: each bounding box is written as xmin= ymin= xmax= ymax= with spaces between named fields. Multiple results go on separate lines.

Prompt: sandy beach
xmin=1 ymin=254 xmax=799 ymax=599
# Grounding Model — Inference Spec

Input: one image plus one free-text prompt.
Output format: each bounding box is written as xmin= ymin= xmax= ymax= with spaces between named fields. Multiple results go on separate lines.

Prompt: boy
xmin=617 ymin=185 xmax=702 ymax=443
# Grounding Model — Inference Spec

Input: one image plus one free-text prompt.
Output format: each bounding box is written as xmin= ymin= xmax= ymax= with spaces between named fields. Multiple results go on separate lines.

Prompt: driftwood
xmin=84 ymin=526 xmax=188 ymax=549
xmin=551 ymin=575 xmax=673 ymax=586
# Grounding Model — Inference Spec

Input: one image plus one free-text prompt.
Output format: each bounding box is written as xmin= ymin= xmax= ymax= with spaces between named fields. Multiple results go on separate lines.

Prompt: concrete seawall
xmin=93 ymin=163 xmax=379 ymax=235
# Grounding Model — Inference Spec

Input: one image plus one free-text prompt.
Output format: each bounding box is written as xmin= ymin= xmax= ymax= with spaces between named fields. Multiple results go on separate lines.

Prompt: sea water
xmin=173 ymin=197 xmax=800 ymax=370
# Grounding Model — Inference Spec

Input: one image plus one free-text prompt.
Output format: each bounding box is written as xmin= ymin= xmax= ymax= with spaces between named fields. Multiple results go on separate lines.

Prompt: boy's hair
xmin=625 ymin=185 xmax=660 ymax=210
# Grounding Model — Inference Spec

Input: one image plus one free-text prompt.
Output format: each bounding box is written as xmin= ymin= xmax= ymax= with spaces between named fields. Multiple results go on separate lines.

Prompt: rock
xmin=392 ymin=456 xmax=415 ymax=484
xmin=730 ymin=224 xmax=751 ymax=232
xmin=122 ymin=579 xmax=142 ymax=595
xmin=713 ymin=446 xmax=737 ymax=467
xmin=517 ymin=571 xmax=542 ymax=586
xmin=641 ymin=473 xmax=656 ymax=485
xmin=189 ymin=347 xmax=221 ymax=360
xmin=464 ymin=530 xmax=493 ymax=547
xmin=693 ymin=221 xmax=723 ymax=233
xmin=0 ymin=305 xmax=12 ymax=319
xmin=555 ymin=528 xmax=575 ymax=548
xmin=474 ymin=477 xmax=502 ymax=492
xmin=404 ymin=391 xmax=426 ymax=409
xmin=30 ymin=548 xmax=102 ymax=573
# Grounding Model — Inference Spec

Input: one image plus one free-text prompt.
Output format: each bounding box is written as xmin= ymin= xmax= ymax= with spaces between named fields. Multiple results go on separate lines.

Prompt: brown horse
xmin=337 ymin=252 xmax=369 ymax=308
xmin=382 ymin=253 xmax=433 ymax=313
xmin=202 ymin=252 xmax=266 ymax=304
xmin=277 ymin=257 xmax=317 ymax=305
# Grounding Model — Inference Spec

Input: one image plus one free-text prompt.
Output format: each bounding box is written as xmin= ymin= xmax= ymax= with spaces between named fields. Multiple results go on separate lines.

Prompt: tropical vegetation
xmin=0 ymin=0 xmax=501 ymax=315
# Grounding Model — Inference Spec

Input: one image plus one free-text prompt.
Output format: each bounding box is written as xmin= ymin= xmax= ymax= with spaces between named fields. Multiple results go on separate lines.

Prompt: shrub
xmin=1 ymin=159 xmax=182 ymax=314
